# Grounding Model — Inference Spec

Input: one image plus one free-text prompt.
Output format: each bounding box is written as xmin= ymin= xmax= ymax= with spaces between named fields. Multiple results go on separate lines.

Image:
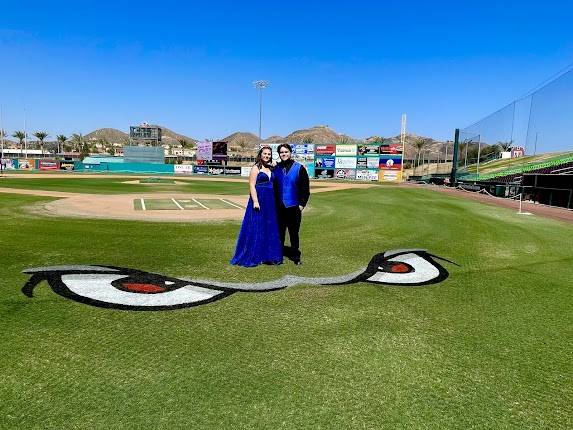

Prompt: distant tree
xmin=107 ymin=145 xmax=116 ymax=156
xmin=497 ymin=140 xmax=513 ymax=152
xmin=12 ymin=131 xmax=26 ymax=156
xmin=413 ymin=137 xmax=429 ymax=174
xmin=70 ymin=133 xmax=84 ymax=153
xmin=337 ymin=136 xmax=353 ymax=145
xmin=33 ymin=131 xmax=49 ymax=155
xmin=302 ymin=136 xmax=314 ymax=144
xmin=80 ymin=142 xmax=90 ymax=159
xmin=56 ymin=135 xmax=67 ymax=155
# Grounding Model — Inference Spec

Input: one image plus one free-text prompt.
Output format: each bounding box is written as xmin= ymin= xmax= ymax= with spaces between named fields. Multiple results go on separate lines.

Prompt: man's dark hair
xmin=277 ymin=143 xmax=292 ymax=154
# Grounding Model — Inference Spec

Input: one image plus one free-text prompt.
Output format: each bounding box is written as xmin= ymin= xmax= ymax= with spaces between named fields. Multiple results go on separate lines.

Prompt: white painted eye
xmin=366 ymin=252 xmax=442 ymax=285
xmin=61 ymin=274 xmax=225 ymax=308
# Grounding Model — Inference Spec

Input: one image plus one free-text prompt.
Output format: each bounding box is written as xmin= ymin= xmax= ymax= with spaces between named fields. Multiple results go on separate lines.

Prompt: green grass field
xmin=1 ymin=179 xmax=572 ymax=429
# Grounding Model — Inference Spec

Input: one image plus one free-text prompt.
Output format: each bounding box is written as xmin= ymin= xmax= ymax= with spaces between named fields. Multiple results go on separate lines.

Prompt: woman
xmin=230 ymin=146 xmax=283 ymax=267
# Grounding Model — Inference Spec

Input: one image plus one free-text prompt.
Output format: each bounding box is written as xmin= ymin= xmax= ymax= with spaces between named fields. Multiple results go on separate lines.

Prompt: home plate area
xmin=134 ymin=197 xmax=244 ymax=211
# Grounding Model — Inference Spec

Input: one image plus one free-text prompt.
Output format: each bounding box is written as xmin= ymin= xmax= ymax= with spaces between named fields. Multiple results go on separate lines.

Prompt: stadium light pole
xmin=253 ymin=80 xmax=269 ymax=140
xmin=0 ymin=105 xmax=4 ymax=174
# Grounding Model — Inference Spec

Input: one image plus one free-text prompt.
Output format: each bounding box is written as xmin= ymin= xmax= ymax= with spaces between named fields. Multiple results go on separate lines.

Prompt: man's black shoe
xmin=293 ymin=260 xmax=302 ymax=266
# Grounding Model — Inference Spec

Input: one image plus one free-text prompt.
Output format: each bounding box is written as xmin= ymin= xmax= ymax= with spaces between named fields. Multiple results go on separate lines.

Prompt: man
xmin=273 ymin=144 xmax=310 ymax=265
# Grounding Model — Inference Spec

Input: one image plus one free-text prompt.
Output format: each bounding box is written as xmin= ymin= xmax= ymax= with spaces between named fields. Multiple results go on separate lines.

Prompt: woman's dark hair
xmin=255 ymin=146 xmax=273 ymax=169
xmin=277 ymin=143 xmax=292 ymax=154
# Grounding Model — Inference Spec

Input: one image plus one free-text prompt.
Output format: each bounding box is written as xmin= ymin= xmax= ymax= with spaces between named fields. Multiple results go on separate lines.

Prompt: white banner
xmin=174 ymin=164 xmax=194 ymax=175
xmin=335 ymin=157 xmax=357 ymax=168
xmin=241 ymin=166 xmax=252 ymax=177
xmin=335 ymin=145 xmax=357 ymax=156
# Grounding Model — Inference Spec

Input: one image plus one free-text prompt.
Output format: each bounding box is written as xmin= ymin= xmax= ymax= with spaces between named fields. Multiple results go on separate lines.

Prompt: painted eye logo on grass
xmin=22 ymin=249 xmax=455 ymax=311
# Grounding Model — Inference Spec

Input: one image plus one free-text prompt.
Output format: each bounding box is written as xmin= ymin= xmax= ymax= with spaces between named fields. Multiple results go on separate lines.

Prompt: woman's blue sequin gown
xmin=230 ymin=170 xmax=283 ymax=267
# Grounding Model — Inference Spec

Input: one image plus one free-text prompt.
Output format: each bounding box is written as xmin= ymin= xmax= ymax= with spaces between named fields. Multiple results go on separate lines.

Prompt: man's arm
xmin=297 ymin=165 xmax=310 ymax=208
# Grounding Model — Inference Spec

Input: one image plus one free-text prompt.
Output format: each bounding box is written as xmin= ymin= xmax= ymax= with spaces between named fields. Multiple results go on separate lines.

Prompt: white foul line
xmin=219 ymin=198 xmax=243 ymax=209
xmin=192 ymin=198 xmax=209 ymax=210
xmin=140 ymin=198 xmax=146 ymax=211
xmin=171 ymin=198 xmax=184 ymax=210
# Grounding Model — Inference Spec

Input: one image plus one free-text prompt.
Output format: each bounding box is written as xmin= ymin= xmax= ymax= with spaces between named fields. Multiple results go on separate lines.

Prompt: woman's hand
xmin=253 ymin=202 xmax=260 ymax=211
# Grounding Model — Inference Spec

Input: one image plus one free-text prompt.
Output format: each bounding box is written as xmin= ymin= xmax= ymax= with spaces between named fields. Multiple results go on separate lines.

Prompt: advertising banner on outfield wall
xmin=1 ymin=159 xmax=16 ymax=169
xmin=379 ymin=155 xmax=402 ymax=170
xmin=336 ymin=145 xmax=357 ymax=156
xmin=315 ymin=168 xmax=335 ymax=179
xmin=60 ymin=161 xmax=75 ymax=171
xmin=367 ymin=157 xmax=379 ymax=169
xmin=356 ymin=169 xmax=379 ymax=181
xmin=38 ymin=159 xmax=59 ymax=170
xmin=357 ymin=157 xmax=367 ymax=168
xmin=208 ymin=166 xmax=225 ymax=175
xmin=212 ymin=141 xmax=228 ymax=161
xmin=196 ymin=141 xmax=212 ymax=161
xmin=293 ymin=154 xmax=314 ymax=164
xmin=335 ymin=168 xmax=356 ymax=179
xmin=292 ymin=144 xmax=314 ymax=154
xmin=174 ymin=164 xmax=194 ymax=175
xmin=315 ymin=144 xmax=336 ymax=156
xmin=305 ymin=163 xmax=315 ymax=178
xmin=241 ymin=166 xmax=252 ymax=177
xmin=379 ymin=170 xmax=403 ymax=182
xmin=193 ymin=165 xmax=209 ymax=175
xmin=315 ymin=156 xmax=335 ymax=169
xmin=335 ymin=157 xmax=357 ymax=169
xmin=224 ymin=166 xmax=241 ymax=175
xmin=358 ymin=144 xmax=380 ymax=156
xmin=380 ymin=144 xmax=403 ymax=154
xmin=18 ymin=159 xmax=34 ymax=170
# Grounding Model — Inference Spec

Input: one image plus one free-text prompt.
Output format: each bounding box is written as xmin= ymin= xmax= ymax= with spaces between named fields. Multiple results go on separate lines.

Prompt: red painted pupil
xmin=123 ymin=283 xmax=167 ymax=293
xmin=390 ymin=263 xmax=410 ymax=273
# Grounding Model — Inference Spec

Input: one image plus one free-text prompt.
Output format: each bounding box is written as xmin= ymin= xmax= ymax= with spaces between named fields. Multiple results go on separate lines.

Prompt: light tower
xmin=253 ymin=80 xmax=269 ymax=140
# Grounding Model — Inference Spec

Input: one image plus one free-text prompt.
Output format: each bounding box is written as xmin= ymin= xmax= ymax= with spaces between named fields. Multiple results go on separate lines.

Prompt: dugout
xmin=522 ymin=173 xmax=573 ymax=209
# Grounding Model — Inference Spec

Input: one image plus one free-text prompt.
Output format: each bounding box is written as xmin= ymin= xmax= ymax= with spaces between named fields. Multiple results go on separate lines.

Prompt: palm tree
xmin=12 ymin=131 xmax=26 ymax=157
xmin=33 ymin=131 xmax=49 ymax=156
xmin=70 ymin=133 xmax=83 ymax=154
xmin=56 ymin=135 xmax=67 ymax=155
xmin=413 ymin=137 xmax=429 ymax=174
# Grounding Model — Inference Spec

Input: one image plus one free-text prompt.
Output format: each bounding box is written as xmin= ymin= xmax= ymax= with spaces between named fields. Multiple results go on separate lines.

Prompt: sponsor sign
xmin=336 ymin=144 xmax=357 ymax=156
xmin=315 ymin=156 xmax=335 ymax=169
xmin=293 ymin=154 xmax=314 ymax=164
xmin=208 ymin=166 xmax=225 ymax=175
xmin=367 ymin=157 xmax=379 ymax=169
xmin=334 ymin=169 xmax=356 ymax=179
xmin=379 ymin=155 xmax=402 ymax=170
xmin=335 ymin=157 xmax=357 ymax=169
xmin=315 ymin=168 xmax=335 ymax=179
xmin=358 ymin=144 xmax=380 ymax=156
xmin=174 ymin=164 xmax=194 ymax=175
xmin=357 ymin=157 xmax=368 ymax=168
xmin=1 ymin=159 xmax=16 ymax=170
xmin=224 ymin=166 xmax=241 ymax=175
xmin=291 ymin=144 xmax=314 ymax=154
xmin=196 ymin=141 xmax=212 ymax=161
xmin=60 ymin=161 xmax=75 ymax=171
xmin=18 ymin=159 xmax=35 ymax=170
xmin=356 ymin=169 xmax=379 ymax=181
xmin=315 ymin=144 xmax=336 ymax=156
xmin=241 ymin=166 xmax=252 ymax=177
xmin=305 ymin=163 xmax=315 ymax=178
xmin=380 ymin=170 xmax=402 ymax=182
xmin=380 ymin=144 xmax=403 ymax=154
xmin=38 ymin=159 xmax=59 ymax=170
xmin=206 ymin=160 xmax=223 ymax=166
xmin=193 ymin=165 xmax=209 ymax=175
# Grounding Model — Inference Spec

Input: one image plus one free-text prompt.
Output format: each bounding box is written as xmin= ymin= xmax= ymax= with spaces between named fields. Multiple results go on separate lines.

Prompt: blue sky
xmin=1 ymin=0 xmax=572 ymax=141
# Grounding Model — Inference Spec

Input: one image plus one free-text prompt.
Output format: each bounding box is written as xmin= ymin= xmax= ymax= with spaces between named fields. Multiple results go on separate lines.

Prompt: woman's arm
xmin=249 ymin=165 xmax=260 ymax=210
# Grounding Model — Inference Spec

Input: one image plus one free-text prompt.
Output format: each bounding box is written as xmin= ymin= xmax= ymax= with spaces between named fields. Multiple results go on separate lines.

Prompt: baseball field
xmin=1 ymin=174 xmax=571 ymax=429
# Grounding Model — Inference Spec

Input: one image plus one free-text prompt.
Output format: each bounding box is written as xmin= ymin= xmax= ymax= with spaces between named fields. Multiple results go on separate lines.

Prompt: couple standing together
xmin=231 ymin=144 xmax=310 ymax=267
